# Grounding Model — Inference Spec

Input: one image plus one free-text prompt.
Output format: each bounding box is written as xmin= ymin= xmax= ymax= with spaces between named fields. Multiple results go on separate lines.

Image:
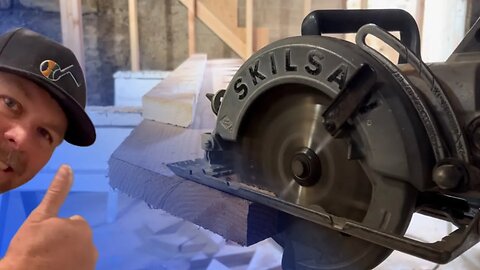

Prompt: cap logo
xmin=39 ymin=60 xmax=80 ymax=87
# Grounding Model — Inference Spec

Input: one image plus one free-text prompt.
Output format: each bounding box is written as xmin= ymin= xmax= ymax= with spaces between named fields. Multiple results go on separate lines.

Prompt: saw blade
xmin=237 ymin=89 xmax=371 ymax=222
xmin=234 ymin=87 xmax=415 ymax=269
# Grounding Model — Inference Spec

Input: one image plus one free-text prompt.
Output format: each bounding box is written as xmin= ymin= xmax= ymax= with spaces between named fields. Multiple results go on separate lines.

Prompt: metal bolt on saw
xmin=168 ymin=9 xmax=480 ymax=270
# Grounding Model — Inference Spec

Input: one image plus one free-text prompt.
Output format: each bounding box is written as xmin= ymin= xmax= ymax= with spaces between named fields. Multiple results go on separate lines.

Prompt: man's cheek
xmin=0 ymin=174 xmax=30 ymax=193
xmin=0 ymin=176 xmax=15 ymax=193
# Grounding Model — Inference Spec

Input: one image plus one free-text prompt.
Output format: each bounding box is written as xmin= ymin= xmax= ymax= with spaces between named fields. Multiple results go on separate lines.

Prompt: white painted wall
xmin=347 ymin=0 xmax=469 ymax=63
xmin=421 ymin=0 xmax=468 ymax=62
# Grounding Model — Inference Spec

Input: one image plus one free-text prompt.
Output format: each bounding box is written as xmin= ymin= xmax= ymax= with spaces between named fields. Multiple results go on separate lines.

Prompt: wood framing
xmin=246 ymin=0 xmax=253 ymax=57
xmin=304 ymin=0 xmax=311 ymax=16
xmin=201 ymin=0 xmax=242 ymax=38
xmin=416 ymin=0 xmax=425 ymax=37
xmin=59 ymin=0 xmax=85 ymax=70
xmin=128 ymin=0 xmax=140 ymax=71
xmin=196 ymin=0 xmax=246 ymax=57
xmin=178 ymin=0 xmax=269 ymax=59
xmin=187 ymin=0 xmax=196 ymax=56
xmin=360 ymin=0 xmax=368 ymax=9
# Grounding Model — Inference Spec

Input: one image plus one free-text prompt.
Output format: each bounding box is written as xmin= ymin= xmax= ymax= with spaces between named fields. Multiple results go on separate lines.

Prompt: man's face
xmin=0 ymin=71 xmax=67 ymax=192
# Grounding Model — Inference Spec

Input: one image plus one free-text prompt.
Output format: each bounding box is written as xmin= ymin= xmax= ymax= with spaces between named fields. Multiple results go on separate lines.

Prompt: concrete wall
xmin=0 ymin=0 xmax=238 ymax=105
xmin=0 ymin=0 xmax=346 ymax=105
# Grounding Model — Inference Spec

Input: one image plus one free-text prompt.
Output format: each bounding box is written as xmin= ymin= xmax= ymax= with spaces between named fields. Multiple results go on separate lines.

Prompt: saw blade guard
xmin=214 ymin=34 xmax=435 ymax=191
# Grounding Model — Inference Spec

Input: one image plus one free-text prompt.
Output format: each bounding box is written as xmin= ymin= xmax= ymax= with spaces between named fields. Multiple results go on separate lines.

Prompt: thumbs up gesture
xmin=0 ymin=165 xmax=98 ymax=270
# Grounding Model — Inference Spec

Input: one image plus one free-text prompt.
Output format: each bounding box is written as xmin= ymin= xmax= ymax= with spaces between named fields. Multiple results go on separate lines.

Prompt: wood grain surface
xmin=109 ymin=59 xmax=279 ymax=246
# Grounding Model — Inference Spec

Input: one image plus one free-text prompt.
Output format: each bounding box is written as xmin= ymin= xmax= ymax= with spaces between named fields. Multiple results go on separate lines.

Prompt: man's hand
xmin=0 ymin=165 xmax=98 ymax=270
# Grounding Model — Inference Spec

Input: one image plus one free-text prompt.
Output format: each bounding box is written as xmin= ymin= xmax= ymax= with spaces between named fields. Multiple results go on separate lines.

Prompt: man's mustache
xmin=0 ymin=140 xmax=26 ymax=176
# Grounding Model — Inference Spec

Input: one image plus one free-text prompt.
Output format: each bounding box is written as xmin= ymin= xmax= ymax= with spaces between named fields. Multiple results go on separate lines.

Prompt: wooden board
xmin=207 ymin=58 xmax=243 ymax=92
xmin=142 ymin=54 xmax=207 ymax=127
xmin=110 ymin=59 xmax=279 ymax=246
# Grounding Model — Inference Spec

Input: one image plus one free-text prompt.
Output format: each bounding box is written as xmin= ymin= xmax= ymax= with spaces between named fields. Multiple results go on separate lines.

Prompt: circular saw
xmin=168 ymin=9 xmax=480 ymax=269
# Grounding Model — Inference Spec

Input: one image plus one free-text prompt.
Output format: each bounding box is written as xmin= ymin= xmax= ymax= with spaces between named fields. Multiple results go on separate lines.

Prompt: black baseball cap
xmin=0 ymin=28 xmax=95 ymax=146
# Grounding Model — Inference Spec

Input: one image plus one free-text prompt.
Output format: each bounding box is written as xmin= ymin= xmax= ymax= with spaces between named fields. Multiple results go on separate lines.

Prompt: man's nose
xmin=3 ymin=125 xmax=28 ymax=149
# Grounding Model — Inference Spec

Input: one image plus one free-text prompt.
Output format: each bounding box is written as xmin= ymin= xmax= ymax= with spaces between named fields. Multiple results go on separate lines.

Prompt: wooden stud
xmin=253 ymin=27 xmax=269 ymax=51
xmin=202 ymin=0 xmax=240 ymax=37
xmin=360 ymin=0 xmax=368 ymax=9
xmin=416 ymin=0 xmax=425 ymax=38
xmin=128 ymin=0 xmax=140 ymax=71
xmin=59 ymin=0 xmax=85 ymax=71
xmin=180 ymin=0 xmax=247 ymax=58
xmin=304 ymin=0 xmax=311 ymax=17
xmin=246 ymin=0 xmax=254 ymax=58
xmin=195 ymin=0 xmax=245 ymax=57
xmin=187 ymin=0 xmax=196 ymax=56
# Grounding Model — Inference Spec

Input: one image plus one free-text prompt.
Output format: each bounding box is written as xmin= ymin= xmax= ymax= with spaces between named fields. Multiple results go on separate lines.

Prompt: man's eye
xmin=38 ymin=128 xmax=53 ymax=144
xmin=2 ymin=96 xmax=21 ymax=112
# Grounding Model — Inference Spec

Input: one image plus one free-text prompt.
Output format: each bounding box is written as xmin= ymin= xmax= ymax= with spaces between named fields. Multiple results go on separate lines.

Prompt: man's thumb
xmin=28 ymin=165 xmax=73 ymax=222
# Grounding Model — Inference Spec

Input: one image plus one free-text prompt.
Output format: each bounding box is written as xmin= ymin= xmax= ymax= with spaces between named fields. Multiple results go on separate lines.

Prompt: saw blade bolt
xmin=290 ymin=147 xmax=322 ymax=186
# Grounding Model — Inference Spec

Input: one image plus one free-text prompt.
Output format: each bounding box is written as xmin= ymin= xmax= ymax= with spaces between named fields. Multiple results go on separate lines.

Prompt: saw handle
xmin=301 ymin=9 xmax=421 ymax=63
